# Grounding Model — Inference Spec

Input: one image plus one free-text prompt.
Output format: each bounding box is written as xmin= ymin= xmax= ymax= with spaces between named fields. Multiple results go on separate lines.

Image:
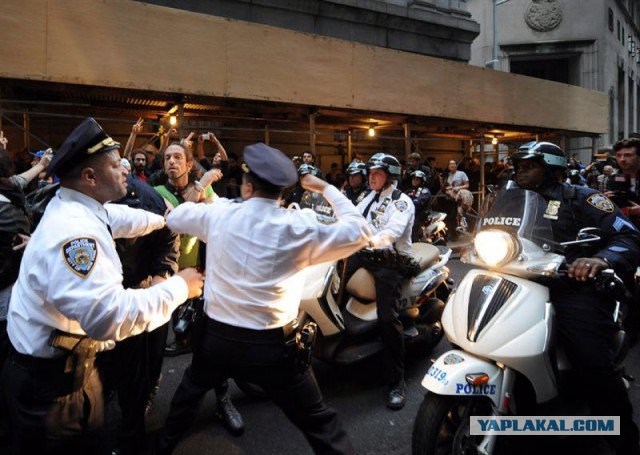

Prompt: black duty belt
xmin=207 ymin=317 xmax=298 ymax=343
xmin=10 ymin=349 xmax=68 ymax=371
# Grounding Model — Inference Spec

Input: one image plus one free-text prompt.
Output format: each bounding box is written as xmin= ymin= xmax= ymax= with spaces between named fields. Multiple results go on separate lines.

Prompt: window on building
xmin=618 ymin=20 xmax=621 ymax=40
xmin=510 ymin=58 xmax=570 ymax=84
xmin=609 ymin=8 xmax=614 ymax=32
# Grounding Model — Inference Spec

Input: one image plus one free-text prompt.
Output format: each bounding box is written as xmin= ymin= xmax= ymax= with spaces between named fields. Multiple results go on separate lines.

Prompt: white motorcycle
xmin=421 ymin=211 xmax=448 ymax=246
xmin=296 ymin=192 xmax=453 ymax=362
xmin=412 ymin=187 xmax=631 ymax=454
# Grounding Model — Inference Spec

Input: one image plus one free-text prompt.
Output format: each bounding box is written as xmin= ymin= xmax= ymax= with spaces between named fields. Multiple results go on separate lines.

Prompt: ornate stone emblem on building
xmin=525 ymin=0 xmax=563 ymax=32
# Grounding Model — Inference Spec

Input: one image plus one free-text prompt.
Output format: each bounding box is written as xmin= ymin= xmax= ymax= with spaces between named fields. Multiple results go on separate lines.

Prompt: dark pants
xmin=345 ymin=253 xmax=405 ymax=384
xmin=159 ymin=318 xmax=353 ymax=454
xmin=0 ymin=347 xmax=109 ymax=455
xmin=550 ymin=280 xmax=639 ymax=454
xmin=101 ymin=322 xmax=169 ymax=452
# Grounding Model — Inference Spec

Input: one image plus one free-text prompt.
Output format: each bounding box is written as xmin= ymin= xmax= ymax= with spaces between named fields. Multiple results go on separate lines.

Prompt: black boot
xmin=386 ymin=380 xmax=406 ymax=410
xmin=215 ymin=382 xmax=244 ymax=435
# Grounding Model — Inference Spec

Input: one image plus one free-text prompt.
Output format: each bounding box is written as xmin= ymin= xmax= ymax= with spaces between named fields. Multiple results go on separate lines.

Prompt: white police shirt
xmin=8 ymin=187 xmax=189 ymax=358
xmin=167 ymin=185 xmax=371 ymax=330
xmin=356 ymin=182 xmax=415 ymax=255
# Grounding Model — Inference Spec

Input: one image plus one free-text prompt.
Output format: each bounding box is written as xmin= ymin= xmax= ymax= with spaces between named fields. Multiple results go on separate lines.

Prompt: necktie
xmin=362 ymin=193 xmax=380 ymax=218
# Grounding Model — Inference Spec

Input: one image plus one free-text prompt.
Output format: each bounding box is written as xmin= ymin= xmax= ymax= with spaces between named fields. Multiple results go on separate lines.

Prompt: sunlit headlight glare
xmin=474 ymin=230 xmax=518 ymax=267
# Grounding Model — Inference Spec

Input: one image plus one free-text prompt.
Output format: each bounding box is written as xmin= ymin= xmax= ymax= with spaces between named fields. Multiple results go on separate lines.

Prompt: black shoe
xmin=216 ymin=397 xmax=245 ymax=435
xmin=164 ymin=341 xmax=191 ymax=357
xmin=386 ymin=380 xmax=406 ymax=410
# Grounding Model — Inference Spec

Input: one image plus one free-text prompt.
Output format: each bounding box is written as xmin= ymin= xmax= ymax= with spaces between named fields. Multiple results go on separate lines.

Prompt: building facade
xmin=469 ymin=0 xmax=640 ymax=155
xmin=0 ymin=0 xmax=607 ymax=173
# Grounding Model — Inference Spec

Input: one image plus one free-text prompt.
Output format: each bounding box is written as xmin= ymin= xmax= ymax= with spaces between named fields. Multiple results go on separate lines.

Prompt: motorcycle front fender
xmin=421 ymin=349 xmax=503 ymax=408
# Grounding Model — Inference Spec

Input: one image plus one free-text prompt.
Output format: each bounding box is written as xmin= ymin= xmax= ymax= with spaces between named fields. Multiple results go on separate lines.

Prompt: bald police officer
xmin=159 ymin=143 xmax=371 ymax=454
xmin=1 ymin=118 xmax=203 ymax=454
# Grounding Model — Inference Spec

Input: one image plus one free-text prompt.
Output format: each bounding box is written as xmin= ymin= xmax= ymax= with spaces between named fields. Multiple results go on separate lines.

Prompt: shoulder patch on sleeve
xmin=62 ymin=238 xmax=98 ymax=278
xmin=586 ymin=193 xmax=614 ymax=213
xmin=395 ymin=200 xmax=409 ymax=212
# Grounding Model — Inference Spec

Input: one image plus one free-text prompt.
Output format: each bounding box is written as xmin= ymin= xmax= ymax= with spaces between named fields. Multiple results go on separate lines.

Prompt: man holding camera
xmin=158 ymin=143 xmax=371 ymax=454
xmin=609 ymin=137 xmax=640 ymax=227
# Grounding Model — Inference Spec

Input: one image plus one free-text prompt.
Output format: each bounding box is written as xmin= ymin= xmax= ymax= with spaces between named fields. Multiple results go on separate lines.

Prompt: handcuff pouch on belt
xmin=49 ymin=329 xmax=99 ymax=391
xmin=359 ymin=249 xmax=420 ymax=278
xmin=286 ymin=322 xmax=318 ymax=373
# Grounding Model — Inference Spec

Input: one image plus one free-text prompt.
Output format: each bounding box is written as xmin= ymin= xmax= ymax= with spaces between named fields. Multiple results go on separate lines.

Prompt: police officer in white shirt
xmin=344 ymin=153 xmax=415 ymax=410
xmin=1 ymin=118 xmax=204 ymax=454
xmin=158 ymin=143 xmax=371 ymax=454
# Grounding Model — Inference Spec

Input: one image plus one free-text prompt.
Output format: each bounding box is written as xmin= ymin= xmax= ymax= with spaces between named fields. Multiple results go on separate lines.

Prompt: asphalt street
xmin=107 ymin=258 xmax=640 ymax=455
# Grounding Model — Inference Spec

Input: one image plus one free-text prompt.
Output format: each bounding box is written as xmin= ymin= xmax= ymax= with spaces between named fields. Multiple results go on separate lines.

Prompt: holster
xmin=49 ymin=330 xmax=99 ymax=391
xmin=189 ymin=298 xmax=206 ymax=353
xmin=289 ymin=322 xmax=317 ymax=373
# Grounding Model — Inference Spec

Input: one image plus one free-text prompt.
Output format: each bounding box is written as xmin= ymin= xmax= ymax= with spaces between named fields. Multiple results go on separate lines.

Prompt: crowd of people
xmin=1 ymin=116 xmax=640 ymax=455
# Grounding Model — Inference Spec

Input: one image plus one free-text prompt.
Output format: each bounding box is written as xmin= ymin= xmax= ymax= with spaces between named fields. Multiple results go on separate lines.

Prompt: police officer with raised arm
xmin=343 ymin=153 xmax=415 ymax=410
xmin=158 ymin=143 xmax=371 ymax=454
xmin=0 ymin=118 xmax=204 ymax=455
xmin=512 ymin=141 xmax=640 ymax=455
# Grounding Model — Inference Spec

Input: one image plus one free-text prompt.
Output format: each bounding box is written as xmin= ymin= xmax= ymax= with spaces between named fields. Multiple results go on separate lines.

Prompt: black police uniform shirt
xmin=535 ymin=182 xmax=640 ymax=274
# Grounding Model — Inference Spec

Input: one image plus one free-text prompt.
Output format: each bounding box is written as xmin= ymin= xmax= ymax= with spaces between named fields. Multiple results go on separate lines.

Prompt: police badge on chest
xmin=544 ymin=200 xmax=561 ymax=220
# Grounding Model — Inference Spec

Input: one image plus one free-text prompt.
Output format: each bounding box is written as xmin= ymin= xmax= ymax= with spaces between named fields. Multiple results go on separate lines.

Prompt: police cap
xmin=47 ymin=117 xmax=121 ymax=177
xmin=242 ymin=143 xmax=297 ymax=187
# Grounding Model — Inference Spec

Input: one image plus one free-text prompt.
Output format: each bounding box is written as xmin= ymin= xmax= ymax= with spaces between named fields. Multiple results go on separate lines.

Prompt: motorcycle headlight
xmin=474 ymin=229 xmax=519 ymax=267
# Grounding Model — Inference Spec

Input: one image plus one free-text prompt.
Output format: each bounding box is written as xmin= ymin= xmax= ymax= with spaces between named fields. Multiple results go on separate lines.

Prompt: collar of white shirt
xmin=59 ymin=187 xmax=111 ymax=229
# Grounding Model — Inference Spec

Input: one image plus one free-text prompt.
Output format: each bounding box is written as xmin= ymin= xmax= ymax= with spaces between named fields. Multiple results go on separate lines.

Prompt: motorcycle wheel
xmin=234 ymin=380 xmax=268 ymax=400
xmin=412 ymin=393 xmax=494 ymax=455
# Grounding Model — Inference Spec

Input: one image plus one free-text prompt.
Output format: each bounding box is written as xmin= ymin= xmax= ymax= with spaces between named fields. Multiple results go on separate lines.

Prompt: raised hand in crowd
xmin=11 ymin=233 xmax=30 ymax=251
xmin=0 ymin=131 xmax=7 ymax=151
xmin=180 ymin=132 xmax=195 ymax=151
xmin=123 ymin=117 xmax=144 ymax=159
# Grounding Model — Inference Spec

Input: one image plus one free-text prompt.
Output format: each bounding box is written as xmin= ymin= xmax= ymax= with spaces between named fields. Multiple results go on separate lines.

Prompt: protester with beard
xmin=154 ymin=141 xmax=244 ymax=435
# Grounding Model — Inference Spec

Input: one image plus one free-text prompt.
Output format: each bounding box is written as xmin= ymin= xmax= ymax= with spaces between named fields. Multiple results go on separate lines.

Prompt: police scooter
xmin=421 ymin=211 xmax=448 ymax=245
xmin=411 ymin=187 xmax=631 ymax=454
xmin=294 ymin=192 xmax=452 ymax=364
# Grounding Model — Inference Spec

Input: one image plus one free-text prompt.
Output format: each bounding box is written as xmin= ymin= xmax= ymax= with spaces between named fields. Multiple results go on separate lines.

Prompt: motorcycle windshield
xmin=299 ymin=191 xmax=336 ymax=224
xmin=476 ymin=188 xmax=554 ymax=247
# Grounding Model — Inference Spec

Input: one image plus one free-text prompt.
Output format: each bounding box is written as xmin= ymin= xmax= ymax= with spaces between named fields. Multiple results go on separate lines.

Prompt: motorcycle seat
xmin=346 ymin=268 xmax=376 ymax=303
xmin=410 ymin=242 xmax=440 ymax=272
xmin=345 ymin=244 xmax=441 ymax=303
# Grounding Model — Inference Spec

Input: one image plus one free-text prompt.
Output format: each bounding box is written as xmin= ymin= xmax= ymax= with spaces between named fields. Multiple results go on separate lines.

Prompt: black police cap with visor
xmin=47 ymin=117 xmax=121 ymax=178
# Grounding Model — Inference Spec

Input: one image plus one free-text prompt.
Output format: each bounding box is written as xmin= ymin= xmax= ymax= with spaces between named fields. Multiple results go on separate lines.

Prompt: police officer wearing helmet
xmin=512 ymin=141 xmax=640 ymax=454
xmin=1 ymin=118 xmax=204 ymax=454
xmin=344 ymin=153 xmax=415 ymax=409
xmin=405 ymin=170 xmax=432 ymax=242
xmin=159 ymin=143 xmax=371 ymax=454
xmin=343 ymin=161 xmax=369 ymax=205
xmin=283 ymin=163 xmax=322 ymax=207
